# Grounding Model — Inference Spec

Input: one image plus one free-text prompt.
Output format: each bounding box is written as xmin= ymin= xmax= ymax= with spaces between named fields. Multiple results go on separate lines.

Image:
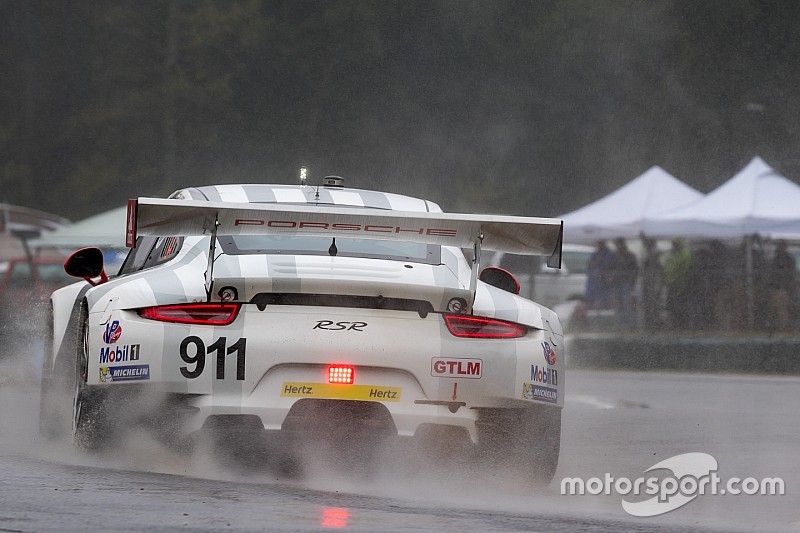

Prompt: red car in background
xmin=0 ymin=257 xmax=74 ymax=347
xmin=0 ymin=257 xmax=73 ymax=299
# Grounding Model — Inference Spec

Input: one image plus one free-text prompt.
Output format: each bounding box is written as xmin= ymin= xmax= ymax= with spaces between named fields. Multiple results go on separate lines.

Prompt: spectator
xmin=770 ymin=239 xmax=795 ymax=331
xmin=609 ymin=238 xmax=638 ymax=328
xmin=586 ymin=241 xmax=612 ymax=309
xmin=685 ymin=244 xmax=716 ymax=330
xmin=751 ymin=236 xmax=769 ymax=330
xmin=664 ymin=238 xmax=691 ymax=328
xmin=585 ymin=240 xmax=612 ymax=309
xmin=641 ymin=237 xmax=664 ymax=330
xmin=707 ymin=240 xmax=732 ymax=330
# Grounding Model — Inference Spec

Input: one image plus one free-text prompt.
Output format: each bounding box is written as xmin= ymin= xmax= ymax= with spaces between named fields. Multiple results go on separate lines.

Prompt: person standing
xmin=641 ymin=237 xmax=664 ymax=330
xmin=664 ymin=238 xmax=691 ymax=328
xmin=609 ymin=238 xmax=638 ymax=328
xmin=770 ymin=240 xmax=795 ymax=331
xmin=585 ymin=240 xmax=612 ymax=309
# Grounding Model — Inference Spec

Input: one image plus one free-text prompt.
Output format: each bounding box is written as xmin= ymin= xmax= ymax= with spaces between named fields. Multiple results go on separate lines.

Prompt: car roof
xmin=172 ymin=184 xmax=443 ymax=213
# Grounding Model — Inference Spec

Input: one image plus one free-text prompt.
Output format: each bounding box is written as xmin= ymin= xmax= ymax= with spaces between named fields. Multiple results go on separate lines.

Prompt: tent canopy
xmin=560 ymin=166 xmax=704 ymax=243
xmin=0 ymin=203 xmax=71 ymax=259
xmin=29 ymin=206 xmax=127 ymax=249
xmin=643 ymin=157 xmax=800 ymax=238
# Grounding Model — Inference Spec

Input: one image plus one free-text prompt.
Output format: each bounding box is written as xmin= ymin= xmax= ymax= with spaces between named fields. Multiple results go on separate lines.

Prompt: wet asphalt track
xmin=0 ymin=361 xmax=797 ymax=532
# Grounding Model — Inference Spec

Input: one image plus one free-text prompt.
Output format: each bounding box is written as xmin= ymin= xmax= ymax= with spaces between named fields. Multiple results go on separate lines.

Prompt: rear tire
xmin=73 ymin=388 xmax=115 ymax=451
xmin=200 ymin=416 xmax=271 ymax=474
xmin=476 ymin=406 xmax=561 ymax=487
xmin=72 ymin=303 xmax=115 ymax=451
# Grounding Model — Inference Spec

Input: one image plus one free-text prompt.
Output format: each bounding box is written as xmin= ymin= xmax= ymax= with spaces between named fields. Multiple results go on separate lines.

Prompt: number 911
xmin=179 ymin=336 xmax=247 ymax=380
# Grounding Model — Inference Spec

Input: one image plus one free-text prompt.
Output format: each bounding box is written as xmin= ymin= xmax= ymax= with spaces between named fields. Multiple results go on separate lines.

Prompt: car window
xmin=36 ymin=263 xmax=73 ymax=284
xmin=142 ymin=236 xmax=183 ymax=269
xmin=562 ymin=251 xmax=591 ymax=274
xmin=218 ymin=235 xmax=440 ymax=264
xmin=7 ymin=262 xmax=34 ymax=288
xmin=497 ymin=253 xmax=539 ymax=273
xmin=119 ymin=237 xmax=158 ymax=274
xmin=119 ymin=236 xmax=183 ymax=274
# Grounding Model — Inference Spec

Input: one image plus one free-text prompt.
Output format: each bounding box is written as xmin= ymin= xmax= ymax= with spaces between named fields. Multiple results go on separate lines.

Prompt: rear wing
xmin=127 ymin=197 xmax=563 ymax=266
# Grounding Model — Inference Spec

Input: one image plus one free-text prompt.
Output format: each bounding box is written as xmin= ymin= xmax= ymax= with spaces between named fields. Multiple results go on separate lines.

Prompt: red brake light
xmin=138 ymin=303 xmax=240 ymax=325
xmin=444 ymin=314 xmax=527 ymax=339
xmin=328 ymin=365 xmax=354 ymax=384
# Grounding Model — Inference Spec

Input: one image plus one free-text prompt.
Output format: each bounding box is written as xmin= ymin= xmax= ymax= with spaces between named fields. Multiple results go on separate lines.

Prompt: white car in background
xmin=39 ymin=179 xmax=565 ymax=484
xmin=489 ymin=244 xmax=593 ymax=310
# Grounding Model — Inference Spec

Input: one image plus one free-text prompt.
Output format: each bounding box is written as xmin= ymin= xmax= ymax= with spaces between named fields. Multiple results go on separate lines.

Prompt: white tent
xmin=29 ymin=206 xmax=127 ymax=249
xmin=0 ymin=203 xmax=70 ymax=259
xmin=560 ymin=166 xmax=704 ymax=243
xmin=642 ymin=157 xmax=800 ymax=238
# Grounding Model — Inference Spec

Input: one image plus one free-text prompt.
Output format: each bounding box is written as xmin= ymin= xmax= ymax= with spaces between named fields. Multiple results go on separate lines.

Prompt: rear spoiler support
xmin=546 ymin=222 xmax=564 ymax=269
xmin=204 ymin=214 xmax=220 ymax=301
xmin=468 ymin=232 xmax=484 ymax=308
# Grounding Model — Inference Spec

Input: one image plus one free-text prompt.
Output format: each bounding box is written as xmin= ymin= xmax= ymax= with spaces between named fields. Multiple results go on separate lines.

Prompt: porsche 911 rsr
xmin=39 ymin=180 xmax=565 ymax=484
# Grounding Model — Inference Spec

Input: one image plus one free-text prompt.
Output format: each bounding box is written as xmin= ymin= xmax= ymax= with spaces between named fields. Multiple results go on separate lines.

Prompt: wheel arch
xmin=48 ymin=283 xmax=90 ymax=376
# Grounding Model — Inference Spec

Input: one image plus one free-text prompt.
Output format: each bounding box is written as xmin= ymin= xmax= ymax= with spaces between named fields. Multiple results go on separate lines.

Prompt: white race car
xmin=39 ymin=179 xmax=565 ymax=483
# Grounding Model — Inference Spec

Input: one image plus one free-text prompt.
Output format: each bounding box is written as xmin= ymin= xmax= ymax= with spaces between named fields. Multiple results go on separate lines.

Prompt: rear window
xmin=218 ymin=235 xmax=440 ymax=264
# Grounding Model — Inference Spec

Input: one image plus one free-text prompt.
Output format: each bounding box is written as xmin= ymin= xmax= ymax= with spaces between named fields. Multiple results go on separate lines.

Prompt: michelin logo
xmin=522 ymin=383 xmax=558 ymax=403
xmin=99 ymin=365 xmax=150 ymax=383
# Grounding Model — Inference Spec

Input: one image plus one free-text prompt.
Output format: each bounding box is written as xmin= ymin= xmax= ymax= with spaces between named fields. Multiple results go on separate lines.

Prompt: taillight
xmin=328 ymin=365 xmax=355 ymax=384
xmin=138 ymin=303 xmax=240 ymax=325
xmin=443 ymin=314 xmax=527 ymax=339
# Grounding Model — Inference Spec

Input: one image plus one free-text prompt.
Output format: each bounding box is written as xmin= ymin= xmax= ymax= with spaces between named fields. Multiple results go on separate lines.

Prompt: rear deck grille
xmin=249 ymin=293 xmax=434 ymax=317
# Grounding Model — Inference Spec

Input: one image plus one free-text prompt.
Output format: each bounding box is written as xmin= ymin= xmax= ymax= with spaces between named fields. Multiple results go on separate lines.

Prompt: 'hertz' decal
xmin=280 ymin=382 xmax=401 ymax=402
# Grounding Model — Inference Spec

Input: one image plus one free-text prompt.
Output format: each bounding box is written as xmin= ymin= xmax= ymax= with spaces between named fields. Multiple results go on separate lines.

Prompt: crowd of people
xmin=581 ymin=236 xmax=798 ymax=332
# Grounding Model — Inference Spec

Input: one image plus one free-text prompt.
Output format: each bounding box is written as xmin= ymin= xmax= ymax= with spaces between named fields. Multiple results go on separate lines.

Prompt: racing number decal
xmin=179 ymin=336 xmax=247 ymax=380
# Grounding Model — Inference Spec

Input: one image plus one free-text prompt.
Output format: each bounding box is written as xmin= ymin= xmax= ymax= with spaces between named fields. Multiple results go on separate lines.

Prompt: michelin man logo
xmin=99 ymin=367 xmax=113 ymax=383
xmin=522 ymin=382 xmax=534 ymax=399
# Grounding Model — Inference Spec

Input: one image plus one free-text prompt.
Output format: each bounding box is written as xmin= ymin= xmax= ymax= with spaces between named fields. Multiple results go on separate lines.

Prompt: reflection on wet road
xmin=0 ymin=366 xmax=796 ymax=532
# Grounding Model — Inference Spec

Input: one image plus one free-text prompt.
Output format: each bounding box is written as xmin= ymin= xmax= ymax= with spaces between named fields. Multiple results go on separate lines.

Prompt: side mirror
xmin=479 ymin=266 xmax=520 ymax=295
xmin=64 ymin=247 xmax=108 ymax=286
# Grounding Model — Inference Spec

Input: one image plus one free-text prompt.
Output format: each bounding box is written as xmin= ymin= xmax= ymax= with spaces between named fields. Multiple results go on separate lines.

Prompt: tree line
xmin=2 ymin=0 xmax=799 ymax=220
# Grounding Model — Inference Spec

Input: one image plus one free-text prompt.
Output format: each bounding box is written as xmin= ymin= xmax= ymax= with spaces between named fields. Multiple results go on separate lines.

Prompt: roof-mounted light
xmin=322 ymin=176 xmax=344 ymax=188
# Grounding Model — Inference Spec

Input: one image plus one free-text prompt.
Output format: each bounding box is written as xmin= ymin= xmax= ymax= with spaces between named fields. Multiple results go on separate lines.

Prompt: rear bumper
xmin=187 ymin=393 xmax=482 ymax=440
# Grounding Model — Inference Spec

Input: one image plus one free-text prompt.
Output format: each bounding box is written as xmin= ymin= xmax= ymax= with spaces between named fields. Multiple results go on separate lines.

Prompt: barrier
xmin=567 ymin=333 xmax=800 ymax=374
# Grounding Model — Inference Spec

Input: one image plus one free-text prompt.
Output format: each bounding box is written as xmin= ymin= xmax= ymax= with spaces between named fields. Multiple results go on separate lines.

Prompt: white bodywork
xmin=47 ymin=184 xmax=565 ymax=443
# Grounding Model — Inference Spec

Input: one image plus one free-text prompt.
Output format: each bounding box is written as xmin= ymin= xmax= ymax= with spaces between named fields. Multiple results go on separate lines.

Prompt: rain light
xmin=328 ymin=365 xmax=354 ymax=384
